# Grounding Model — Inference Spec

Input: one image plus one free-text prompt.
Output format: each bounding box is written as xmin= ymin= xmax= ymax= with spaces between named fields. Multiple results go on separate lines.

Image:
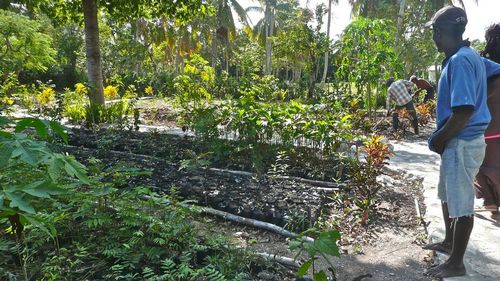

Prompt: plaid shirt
xmin=386 ymin=80 xmax=415 ymax=110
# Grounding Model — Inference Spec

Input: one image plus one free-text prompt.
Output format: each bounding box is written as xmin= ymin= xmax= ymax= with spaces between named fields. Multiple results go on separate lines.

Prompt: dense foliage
xmin=0 ymin=118 xmax=267 ymax=280
xmin=0 ymin=10 xmax=56 ymax=76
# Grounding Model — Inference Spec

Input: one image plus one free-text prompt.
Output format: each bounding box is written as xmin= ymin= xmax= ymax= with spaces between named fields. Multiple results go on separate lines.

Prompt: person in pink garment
xmin=475 ymin=23 xmax=500 ymax=218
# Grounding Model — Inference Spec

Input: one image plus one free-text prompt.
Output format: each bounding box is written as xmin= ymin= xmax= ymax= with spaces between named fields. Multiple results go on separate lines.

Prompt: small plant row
xmin=175 ymin=56 xmax=362 ymax=158
xmin=0 ymin=116 xmax=344 ymax=280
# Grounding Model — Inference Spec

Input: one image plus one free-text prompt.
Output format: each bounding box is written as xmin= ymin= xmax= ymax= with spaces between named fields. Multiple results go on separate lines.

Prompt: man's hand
xmin=428 ymin=130 xmax=445 ymax=154
xmin=431 ymin=138 xmax=445 ymax=155
xmin=428 ymin=108 xmax=473 ymax=155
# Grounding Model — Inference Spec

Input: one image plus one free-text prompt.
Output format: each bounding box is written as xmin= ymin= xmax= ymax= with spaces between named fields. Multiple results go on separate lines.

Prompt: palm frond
xmin=230 ymin=0 xmax=252 ymax=26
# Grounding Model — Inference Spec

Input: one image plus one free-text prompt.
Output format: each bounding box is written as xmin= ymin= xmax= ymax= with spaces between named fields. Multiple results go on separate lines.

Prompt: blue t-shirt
xmin=482 ymin=57 xmax=500 ymax=78
xmin=436 ymin=46 xmax=490 ymax=139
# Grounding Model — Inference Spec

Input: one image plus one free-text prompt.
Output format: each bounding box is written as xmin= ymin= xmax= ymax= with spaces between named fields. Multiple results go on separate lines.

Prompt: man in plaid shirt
xmin=386 ymin=78 xmax=419 ymax=134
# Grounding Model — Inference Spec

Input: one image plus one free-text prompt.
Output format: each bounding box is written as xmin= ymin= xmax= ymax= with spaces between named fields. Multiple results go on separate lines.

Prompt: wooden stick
xmin=142 ymin=195 xmax=314 ymax=243
xmin=414 ymin=197 xmax=428 ymax=234
xmin=209 ymin=168 xmax=344 ymax=189
xmin=196 ymin=205 xmax=315 ymax=243
xmin=256 ymin=252 xmax=299 ymax=268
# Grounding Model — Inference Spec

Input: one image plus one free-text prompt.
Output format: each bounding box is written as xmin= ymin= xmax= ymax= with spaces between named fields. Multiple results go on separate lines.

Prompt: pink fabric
xmin=485 ymin=134 xmax=500 ymax=140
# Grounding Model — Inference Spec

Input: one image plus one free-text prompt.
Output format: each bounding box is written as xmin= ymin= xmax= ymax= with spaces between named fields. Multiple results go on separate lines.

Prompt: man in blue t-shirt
xmin=423 ymin=6 xmax=490 ymax=279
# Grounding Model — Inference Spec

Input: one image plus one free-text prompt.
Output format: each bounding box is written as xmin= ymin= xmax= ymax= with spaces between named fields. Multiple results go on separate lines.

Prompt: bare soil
xmin=197 ymin=168 xmax=434 ymax=281
xmin=63 ymin=124 xmax=435 ymax=281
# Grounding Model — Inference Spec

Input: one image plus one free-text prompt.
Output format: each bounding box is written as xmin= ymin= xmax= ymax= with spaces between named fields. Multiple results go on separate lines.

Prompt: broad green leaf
xmin=21 ymin=214 xmax=57 ymax=238
xmin=15 ymin=118 xmax=48 ymax=139
xmin=90 ymin=185 xmax=115 ymax=196
xmin=0 ymin=116 xmax=11 ymax=127
xmin=297 ymin=258 xmax=313 ymax=277
xmin=22 ymin=188 xmax=51 ymax=198
xmin=22 ymin=181 xmax=65 ymax=198
xmin=313 ymin=271 xmax=328 ymax=281
xmin=6 ymin=192 xmax=35 ymax=214
xmin=64 ymin=157 xmax=90 ymax=184
xmin=0 ymin=144 xmax=13 ymax=166
xmin=48 ymin=156 xmax=65 ymax=182
xmin=0 ymin=194 xmax=3 ymax=208
xmin=303 ymin=241 xmax=317 ymax=256
xmin=320 ymin=230 xmax=341 ymax=241
xmin=289 ymin=240 xmax=302 ymax=251
xmin=11 ymin=136 xmax=50 ymax=166
xmin=313 ymin=231 xmax=340 ymax=257
xmin=49 ymin=121 xmax=69 ymax=143
xmin=22 ymin=180 xmax=46 ymax=189
xmin=11 ymin=145 xmax=39 ymax=166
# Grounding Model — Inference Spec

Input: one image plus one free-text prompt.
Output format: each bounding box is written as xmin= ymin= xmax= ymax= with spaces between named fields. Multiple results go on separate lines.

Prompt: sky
xmin=239 ymin=0 xmax=500 ymax=41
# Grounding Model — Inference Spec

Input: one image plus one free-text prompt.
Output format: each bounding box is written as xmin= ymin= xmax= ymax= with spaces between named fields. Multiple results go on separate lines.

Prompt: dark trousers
xmin=423 ymin=87 xmax=435 ymax=103
xmin=392 ymin=101 xmax=419 ymax=134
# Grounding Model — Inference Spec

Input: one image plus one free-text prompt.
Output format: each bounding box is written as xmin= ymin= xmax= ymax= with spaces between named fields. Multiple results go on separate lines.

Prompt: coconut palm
xmin=209 ymin=0 xmax=251 ymax=70
xmin=321 ymin=0 xmax=339 ymax=85
xmin=247 ymin=0 xmax=292 ymax=75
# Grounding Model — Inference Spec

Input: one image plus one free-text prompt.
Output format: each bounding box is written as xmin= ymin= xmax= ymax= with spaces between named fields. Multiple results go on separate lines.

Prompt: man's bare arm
xmin=431 ymin=108 xmax=474 ymax=154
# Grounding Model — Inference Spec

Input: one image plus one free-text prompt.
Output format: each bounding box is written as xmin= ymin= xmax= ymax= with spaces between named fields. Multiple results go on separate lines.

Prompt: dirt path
xmin=389 ymin=138 xmax=500 ymax=281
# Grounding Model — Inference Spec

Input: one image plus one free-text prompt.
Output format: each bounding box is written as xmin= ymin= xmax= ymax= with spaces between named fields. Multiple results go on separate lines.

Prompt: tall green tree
xmin=347 ymin=0 xmax=398 ymax=18
xmin=273 ymin=6 xmax=327 ymax=98
xmin=209 ymin=0 xmax=250 ymax=70
xmin=335 ymin=18 xmax=403 ymax=118
xmin=6 ymin=0 xmax=211 ymax=106
xmin=321 ymin=0 xmax=339 ymax=85
xmin=0 ymin=9 xmax=56 ymax=77
xmin=347 ymin=1 xmax=477 ymax=22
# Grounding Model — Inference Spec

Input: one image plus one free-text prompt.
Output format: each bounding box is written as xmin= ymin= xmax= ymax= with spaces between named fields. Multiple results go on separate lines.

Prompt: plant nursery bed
xmin=63 ymin=126 xmax=433 ymax=280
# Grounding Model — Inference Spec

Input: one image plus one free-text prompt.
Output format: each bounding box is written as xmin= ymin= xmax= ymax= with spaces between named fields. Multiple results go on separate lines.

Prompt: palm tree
xmin=210 ymin=0 xmax=251 ymax=70
xmin=82 ymin=0 xmax=105 ymax=106
xmin=247 ymin=0 xmax=292 ymax=75
xmin=321 ymin=0 xmax=339 ymax=86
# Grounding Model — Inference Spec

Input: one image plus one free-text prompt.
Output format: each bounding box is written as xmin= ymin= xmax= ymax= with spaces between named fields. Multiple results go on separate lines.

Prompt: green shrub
xmin=0 ymin=118 xmax=264 ymax=280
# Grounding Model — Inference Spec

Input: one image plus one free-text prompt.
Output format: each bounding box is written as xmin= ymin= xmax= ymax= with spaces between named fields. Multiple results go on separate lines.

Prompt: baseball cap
xmin=425 ymin=6 xmax=467 ymax=28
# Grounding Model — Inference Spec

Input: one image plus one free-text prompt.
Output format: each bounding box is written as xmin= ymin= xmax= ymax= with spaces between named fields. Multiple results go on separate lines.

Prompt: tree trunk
xmin=264 ymin=4 xmax=273 ymax=75
xmin=321 ymin=0 xmax=333 ymax=86
xmin=82 ymin=0 xmax=105 ymax=105
xmin=308 ymin=57 xmax=316 ymax=100
xmin=211 ymin=30 xmax=217 ymax=69
xmin=367 ymin=83 xmax=372 ymax=120
xmin=175 ymin=38 xmax=183 ymax=75
xmin=225 ymin=44 xmax=229 ymax=73
xmin=394 ymin=0 xmax=406 ymax=50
